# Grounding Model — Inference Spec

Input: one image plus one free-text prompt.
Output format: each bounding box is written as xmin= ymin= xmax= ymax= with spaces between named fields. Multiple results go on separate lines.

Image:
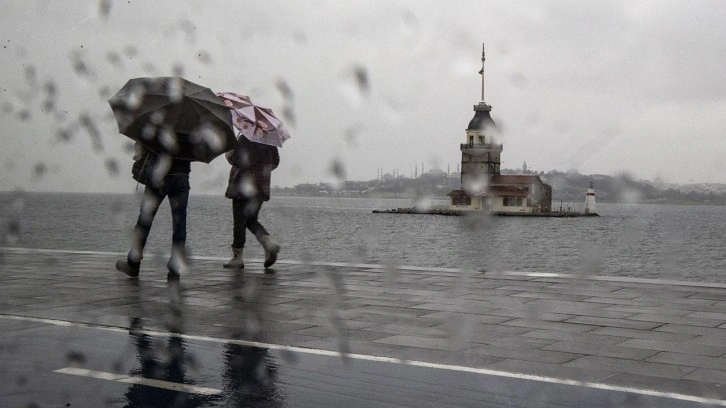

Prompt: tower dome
xmin=467 ymin=103 xmax=496 ymax=131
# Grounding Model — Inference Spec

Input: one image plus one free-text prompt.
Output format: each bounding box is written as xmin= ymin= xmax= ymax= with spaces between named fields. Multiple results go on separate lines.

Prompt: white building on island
xmin=448 ymin=43 xmax=552 ymax=214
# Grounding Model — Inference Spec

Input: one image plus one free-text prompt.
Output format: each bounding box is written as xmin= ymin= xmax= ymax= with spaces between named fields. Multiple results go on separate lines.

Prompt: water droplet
xmin=141 ymin=62 xmax=156 ymax=74
xmin=275 ymin=79 xmax=294 ymax=102
xmin=98 ymin=85 xmax=111 ymax=99
xmin=343 ymin=125 xmax=364 ymax=147
xmin=281 ymin=105 xmax=295 ymax=127
xmin=79 ymin=113 xmax=104 ymax=152
xmin=105 ymin=158 xmax=119 ymax=176
xmin=191 ymin=123 xmax=228 ymax=158
xmin=279 ymin=349 xmax=298 ymax=365
xmin=123 ymin=46 xmax=138 ymax=57
xmin=5 ymin=219 xmax=20 ymax=245
xmin=237 ymin=176 xmax=258 ymax=199
xmin=122 ymin=141 xmax=135 ymax=154
xmin=15 ymin=374 xmax=29 ymax=387
xmin=70 ymin=51 xmax=94 ymax=79
xmin=24 ymin=65 xmax=36 ymax=84
xmin=329 ymin=159 xmax=346 ymax=180
xmin=106 ymin=51 xmax=122 ymax=67
xmin=42 ymin=99 xmax=55 ymax=112
xmin=353 ymin=65 xmax=369 ymax=95
xmin=56 ymin=128 xmax=73 ymax=142
xmin=197 ymin=51 xmax=211 ymax=64
xmin=158 ymin=127 xmax=179 ymax=153
xmin=123 ymin=83 xmax=146 ymax=110
xmin=65 ymin=350 xmax=86 ymax=367
xmin=172 ymin=63 xmax=184 ymax=77
xmin=33 ymin=163 xmax=47 ymax=178
xmin=98 ymin=0 xmax=112 ymax=19
xmin=17 ymin=110 xmax=30 ymax=121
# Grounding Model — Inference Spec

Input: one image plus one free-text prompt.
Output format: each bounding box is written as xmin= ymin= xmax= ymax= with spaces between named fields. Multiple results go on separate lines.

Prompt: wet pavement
xmin=2 ymin=247 xmax=726 ymax=407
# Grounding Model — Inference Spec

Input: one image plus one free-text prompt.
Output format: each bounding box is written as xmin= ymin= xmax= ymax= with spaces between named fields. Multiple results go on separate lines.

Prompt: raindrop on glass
xmin=275 ymin=79 xmax=294 ymax=102
xmin=33 ymin=163 xmax=47 ymax=178
xmin=123 ymin=46 xmax=138 ymax=57
xmin=353 ymin=65 xmax=370 ymax=95
xmin=172 ymin=63 xmax=184 ymax=77
xmin=167 ymin=77 xmax=183 ymax=103
xmin=65 ymin=350 xmax=87 ymax=367
xmin=106 ymin=51 xmax=122 ymax=67
xmin=5 ymin=219 xmax=20 ymax=245
xmin=79 ymin=113 xmax=104 ymax=152
xmin=17 ymin=110 xmax=30 ymax=121
xmin=279 ymin=349 xmax=298 ymax=365
xmin=98 ymin=85 xmax=111 ymax=99
xmin=70 ymin=52 xmax=93 ymax=79
xmin=56 ymin=128 xmax=73 ymax=142
xmin=197 ymin=51 xmax=212 ymax=64
xmin=98 ymin=0 xmax=112 ymax=19
xmin=329 ymin=159 xmax=346 ymax=180
xmin=105 ymin=158 xmax=120 ymax=177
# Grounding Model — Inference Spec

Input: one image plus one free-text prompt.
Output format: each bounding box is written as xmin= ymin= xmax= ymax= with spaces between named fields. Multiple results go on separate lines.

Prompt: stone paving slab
xmin=2 ymin=247 xmax=726 ymax=402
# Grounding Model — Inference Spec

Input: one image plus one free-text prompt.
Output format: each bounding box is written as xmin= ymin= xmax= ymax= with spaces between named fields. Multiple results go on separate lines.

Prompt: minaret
xmin=460 ymin=42 xmax=503 ymax=194
xmin=584 ymin=182 xmax=597 ymax=214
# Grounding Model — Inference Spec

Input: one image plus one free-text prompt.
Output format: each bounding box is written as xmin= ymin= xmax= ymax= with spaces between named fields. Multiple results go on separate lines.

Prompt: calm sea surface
xmin=1 ymin=192 xmax=725 ymax=283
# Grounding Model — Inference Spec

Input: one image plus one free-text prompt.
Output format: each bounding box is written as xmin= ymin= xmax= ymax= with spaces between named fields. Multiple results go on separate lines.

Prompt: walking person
xmin=108 ymin=77 xmax=239 ymax=279
xmin=223 ymin=135 xmax=280 ymax=270
xmin=216 ymin=92 xmax=290 ymax=270
xmin=116 ymin=144 xmax=191 ymax=279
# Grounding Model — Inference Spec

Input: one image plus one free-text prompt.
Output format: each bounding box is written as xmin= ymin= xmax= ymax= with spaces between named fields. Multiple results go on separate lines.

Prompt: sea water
xmin=1 ymin=192 xmax=725 ymax=283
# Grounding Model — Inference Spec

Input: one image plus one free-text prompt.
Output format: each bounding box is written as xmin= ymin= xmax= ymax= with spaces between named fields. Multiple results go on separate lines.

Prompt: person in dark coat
xmin=223 ymin=136 xmax=280 ymax=269
xmin=116 ymin=143 xmax=191 ymax=279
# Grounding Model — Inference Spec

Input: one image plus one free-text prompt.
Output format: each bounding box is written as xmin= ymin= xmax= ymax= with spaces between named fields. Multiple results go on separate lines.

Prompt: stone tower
xmin=460 ymin=43 xmax=503 ymax=194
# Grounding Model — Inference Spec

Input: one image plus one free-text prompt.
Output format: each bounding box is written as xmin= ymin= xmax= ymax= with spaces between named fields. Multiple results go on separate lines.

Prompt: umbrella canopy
xmin=216 ymin=92 xmax=290 ymax=147
xmin=109 ymin=77 xmax=236 ymax=163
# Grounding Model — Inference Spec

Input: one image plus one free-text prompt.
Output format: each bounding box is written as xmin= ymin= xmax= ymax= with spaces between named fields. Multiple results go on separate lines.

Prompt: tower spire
xmin=480 ymin=43 xmax=486 ymax=102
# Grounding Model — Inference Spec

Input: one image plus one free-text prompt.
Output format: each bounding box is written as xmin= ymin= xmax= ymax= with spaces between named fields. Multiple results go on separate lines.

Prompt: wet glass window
xmin=2 ymin=2 xmax=726 ymax=407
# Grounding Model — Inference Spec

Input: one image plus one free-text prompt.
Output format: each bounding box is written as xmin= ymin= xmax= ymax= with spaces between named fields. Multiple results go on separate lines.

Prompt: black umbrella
xmin=108 ymin=77 xmax=236 ymax=163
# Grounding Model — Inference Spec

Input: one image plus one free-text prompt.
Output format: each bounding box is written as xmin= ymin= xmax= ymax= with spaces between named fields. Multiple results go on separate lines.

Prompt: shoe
xmin=116 ymin=259 xmax=140 ymax=278
xmin=166 ymin=259 xmax=187 ymax=278
xmin=259 ymin=235 xmax=280 ymax=268
xmin=166 ymin=245 xmax=188 ymax=277
xmin=167 ymin=269 xmax=180 ymax=281
xmin=223 ymin=247 xmax=244 ymax=269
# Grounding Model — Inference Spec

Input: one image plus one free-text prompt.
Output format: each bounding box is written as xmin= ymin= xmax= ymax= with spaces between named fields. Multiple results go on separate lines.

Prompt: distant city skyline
xmin=2 ymin=1 xmax=726 ymax=193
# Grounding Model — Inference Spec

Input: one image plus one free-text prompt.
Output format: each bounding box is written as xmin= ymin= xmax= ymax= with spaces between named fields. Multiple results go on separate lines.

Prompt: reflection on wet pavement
xmin=1 ymin=248 xmax=726 ymax=407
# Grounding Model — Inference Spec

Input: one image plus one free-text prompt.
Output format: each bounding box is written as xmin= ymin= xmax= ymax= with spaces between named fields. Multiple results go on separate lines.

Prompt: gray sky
xmin=2 ymin=0 xmax=726 ymax=193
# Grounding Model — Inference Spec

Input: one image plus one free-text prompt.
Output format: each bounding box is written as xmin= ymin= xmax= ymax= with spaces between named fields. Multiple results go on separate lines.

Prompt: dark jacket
xmin=225 ymin=136 xmax=279 ymax=201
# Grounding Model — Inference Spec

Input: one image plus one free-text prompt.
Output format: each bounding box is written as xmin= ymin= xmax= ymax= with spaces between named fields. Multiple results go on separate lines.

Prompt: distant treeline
xmin=272 ymin=169 xmax=726 ymax=205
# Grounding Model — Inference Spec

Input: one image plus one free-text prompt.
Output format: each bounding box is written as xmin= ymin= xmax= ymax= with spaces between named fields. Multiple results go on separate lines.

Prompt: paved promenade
xmin=2 ymin=247 xmax=726 ymax=406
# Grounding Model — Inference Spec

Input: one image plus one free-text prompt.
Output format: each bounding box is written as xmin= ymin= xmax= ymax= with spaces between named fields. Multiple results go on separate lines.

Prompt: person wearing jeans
xmin=116 ymin=152 xmax=191 ymax=279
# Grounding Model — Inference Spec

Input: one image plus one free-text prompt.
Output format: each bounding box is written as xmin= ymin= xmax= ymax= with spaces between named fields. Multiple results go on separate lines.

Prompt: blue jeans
xmin=128 ymin=174 xmax=190 ymax=263
xmin=231 ymin=197 xmax=268 ymax=248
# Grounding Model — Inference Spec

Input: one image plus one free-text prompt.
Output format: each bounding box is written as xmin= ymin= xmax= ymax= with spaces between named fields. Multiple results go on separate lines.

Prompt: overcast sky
xmin=2 ymin=0 xmax=726 ymax=194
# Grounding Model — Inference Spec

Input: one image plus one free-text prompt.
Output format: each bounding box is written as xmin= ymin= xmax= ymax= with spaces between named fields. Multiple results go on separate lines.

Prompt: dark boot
xmin=259 ymin=235 xmax=280 ymax=268
xmin=167 ymin=245 xmax=188 ymax=279
xmin=115 ymin=259 xmax=140 ymax=278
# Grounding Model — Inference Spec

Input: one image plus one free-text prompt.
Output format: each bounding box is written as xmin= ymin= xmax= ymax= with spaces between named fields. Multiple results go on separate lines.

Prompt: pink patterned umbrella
xmin=216 ymin=92 xmax=290 ymax=147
